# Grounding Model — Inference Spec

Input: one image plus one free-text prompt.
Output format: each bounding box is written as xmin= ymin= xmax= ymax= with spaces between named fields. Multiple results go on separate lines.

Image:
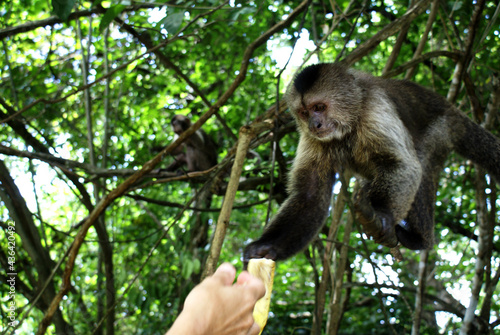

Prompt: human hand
xmin=166 ymin=263 xmax=266 ymax=335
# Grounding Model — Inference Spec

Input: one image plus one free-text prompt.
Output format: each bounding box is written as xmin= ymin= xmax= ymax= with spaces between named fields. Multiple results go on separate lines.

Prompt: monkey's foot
xmin=354 ymin=194 xmax=398 ymax=248
xmin=361 ymin=213 xmax=399 ymax=248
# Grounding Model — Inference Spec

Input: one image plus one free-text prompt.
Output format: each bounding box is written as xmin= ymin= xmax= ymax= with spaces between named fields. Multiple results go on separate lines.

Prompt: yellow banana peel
xmin=247 ymin=258 xmax=275 ymax=335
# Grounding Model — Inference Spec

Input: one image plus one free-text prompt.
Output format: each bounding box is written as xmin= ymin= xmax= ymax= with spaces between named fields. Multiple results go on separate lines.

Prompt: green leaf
xmin=51 ymin=0 xmax=76 ymax=21
xmin=99 ymin=5 xmax=127 ymax=33
xmin=161 ymin=8 xmax=184 ymax=34
xmin=181 ymin=258 xmax=194 ymax=279
xmin=451 ymin=1 xmax=463 ymax=11
xmin=231 ymin=6 xmax=255 ymax=22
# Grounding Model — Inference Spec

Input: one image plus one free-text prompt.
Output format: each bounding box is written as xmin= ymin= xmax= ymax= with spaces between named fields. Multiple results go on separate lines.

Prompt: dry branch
xmin=311 ymin=178 xmax=348 ymax=334
xmin=405 ymin=0 xmax=439 ymax=79
xmin=202 ymin=121 xmax=273 ymax=278
xmin=382 ymin=1 xmax=414 ymax=76
xmin=327 ymin=204 xmax=354 ymax=334
xmin=411 ymin=250 xmax=429 ymax=335
xmin=460 ymin=167 xmax=491 ymax=335
xmin=446 ymin=0 xmax=486 ymax=102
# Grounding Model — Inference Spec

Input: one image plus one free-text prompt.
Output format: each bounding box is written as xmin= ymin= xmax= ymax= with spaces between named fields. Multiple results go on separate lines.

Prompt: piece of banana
xmin=247 ymin=258 xmax=276 ymax=335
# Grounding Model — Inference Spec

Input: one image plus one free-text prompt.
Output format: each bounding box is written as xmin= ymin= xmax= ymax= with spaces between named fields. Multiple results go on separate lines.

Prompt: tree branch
xmin=342 ymin=0 xmax=432 ymax=66
xmin=202 ymin=121 xmax=273 ymax=278
xmin=382 ymin=50 xmax=461 ymax=78
xmin=0 ymin=5 xmax=161 ymax=40
xmin=405 ymin=0 xmax=439 ymax=79
xmin=446 ymin=0 xmax=487 ymax=102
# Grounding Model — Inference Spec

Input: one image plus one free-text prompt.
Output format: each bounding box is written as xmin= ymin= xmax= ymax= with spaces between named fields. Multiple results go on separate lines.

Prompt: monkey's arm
xmin=244 ymin=160 xmax=336 ymax=262
xmin=162 ymin=152 xmax=187 ymax=172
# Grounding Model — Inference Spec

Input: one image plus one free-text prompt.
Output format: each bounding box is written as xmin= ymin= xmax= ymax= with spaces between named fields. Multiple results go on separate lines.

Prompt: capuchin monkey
xmin=244 ymin=63 xmax=500 ymax=262
xmin=164 ymin=115 xmax=218 ymax=256
xmin=164 ymin=114 xmax=218 ymax=173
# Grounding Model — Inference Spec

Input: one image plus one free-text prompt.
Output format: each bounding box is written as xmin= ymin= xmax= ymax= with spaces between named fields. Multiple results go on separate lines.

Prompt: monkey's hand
xmin=354 ymin=190 xmax=398 ymax=248
xmin=243 ymin=242 xmax=278 ymax=269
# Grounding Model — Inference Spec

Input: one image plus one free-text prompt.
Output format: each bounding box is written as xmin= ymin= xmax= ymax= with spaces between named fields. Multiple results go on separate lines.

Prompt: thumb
xmin=211 ymin=263 xmax=236 ymax=286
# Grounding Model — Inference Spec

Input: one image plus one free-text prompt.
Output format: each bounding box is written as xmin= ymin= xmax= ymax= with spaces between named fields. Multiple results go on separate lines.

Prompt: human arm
xmin=166 ymin=263 xmax=265 ymax=335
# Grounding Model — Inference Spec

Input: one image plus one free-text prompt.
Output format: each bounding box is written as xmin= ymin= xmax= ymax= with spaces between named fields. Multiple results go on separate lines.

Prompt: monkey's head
xmin=171 ymin=114 xmax=191 ymax=135
xmin=285 ymin=63 xmax=365 ymax=142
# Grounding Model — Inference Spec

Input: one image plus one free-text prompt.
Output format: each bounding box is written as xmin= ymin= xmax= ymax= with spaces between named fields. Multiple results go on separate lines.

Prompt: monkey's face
xmin=285 ymin=64 xmax=364 ymax=142
xmin=286 ymin=87 xmax=361 ymax=142
xmin=294 ymin=102 xmax=342 ymax=140
xmin=171 ymin=115 xmax=191 ymax=135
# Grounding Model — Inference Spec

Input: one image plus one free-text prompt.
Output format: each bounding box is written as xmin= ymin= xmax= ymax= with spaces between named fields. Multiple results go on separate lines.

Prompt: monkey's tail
xmin=452 ymin=112 xmax=500 ymax=184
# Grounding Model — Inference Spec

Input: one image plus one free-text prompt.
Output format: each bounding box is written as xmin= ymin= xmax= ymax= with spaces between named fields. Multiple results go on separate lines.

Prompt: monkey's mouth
xmin=313 ymin=129 xmax=331 ymax=138
xmin=311 ymin=123 xmax=348 ymax=141
xmin=311 ymin=127 xmax=336 ymax=140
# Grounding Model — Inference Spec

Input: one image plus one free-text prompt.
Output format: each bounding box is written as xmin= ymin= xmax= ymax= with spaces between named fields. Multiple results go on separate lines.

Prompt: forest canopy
xmin=1 ymin=0 xmax=499 ymax=334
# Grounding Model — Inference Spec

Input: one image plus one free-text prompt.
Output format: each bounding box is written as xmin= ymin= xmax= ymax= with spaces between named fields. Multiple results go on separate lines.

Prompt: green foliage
xmin=99 ymin=5 xmax=127 ymax=33
xmin=51 ymin=0 xmax=76 ymax=20
xmin=161 ymin=7 xmax=184 ymax=35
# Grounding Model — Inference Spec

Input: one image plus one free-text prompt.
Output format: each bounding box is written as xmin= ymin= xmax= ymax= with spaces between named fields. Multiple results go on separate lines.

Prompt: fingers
xmin=237 ymin=271 xmax=266 ymax=300
xmin=247 ymin=322 xmax=261 ymax=335
xmin=236 ymin=270 xmax=252 ymax=285
xmin=211 ymin=262 xmax=237 ymax=286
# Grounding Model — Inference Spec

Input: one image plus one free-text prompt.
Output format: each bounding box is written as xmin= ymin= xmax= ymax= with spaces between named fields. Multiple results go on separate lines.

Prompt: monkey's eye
xmin=298 ymin=109 xmax=308 ymax=118
xmin=314 ymin=104 xmax=326 ymax=112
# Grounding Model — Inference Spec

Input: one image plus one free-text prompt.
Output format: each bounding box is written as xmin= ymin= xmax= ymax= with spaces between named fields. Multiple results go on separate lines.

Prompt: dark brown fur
xmin=165 ymin=115 xmax=218 ymax=173
xmin=244 ymin=63 xmax=500 ymax=261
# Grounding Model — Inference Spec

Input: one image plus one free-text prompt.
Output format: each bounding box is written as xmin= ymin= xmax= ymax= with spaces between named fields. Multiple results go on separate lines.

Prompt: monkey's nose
xmin=309 ymin=117 xmax=324 ymax=133
xmin=310 ymin=118 xmax=322 ymax=129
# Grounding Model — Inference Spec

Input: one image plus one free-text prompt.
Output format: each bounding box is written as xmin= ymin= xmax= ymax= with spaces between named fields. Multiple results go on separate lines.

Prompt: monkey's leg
xmin=244 ymin=166 xmax=336 ymax=262
xmin=396 ymin=170 xmax=438 ymax=250
xmin=355 ymin=160 xmax=422 ymax=248
xmin=354 ymin=185 xmax=398 ymax=248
